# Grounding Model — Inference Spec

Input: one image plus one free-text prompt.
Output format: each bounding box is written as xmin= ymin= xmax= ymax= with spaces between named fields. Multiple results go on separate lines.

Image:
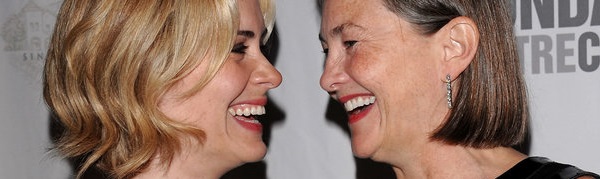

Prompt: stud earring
xmin=446 ymin=74 xmax=453 ymax=109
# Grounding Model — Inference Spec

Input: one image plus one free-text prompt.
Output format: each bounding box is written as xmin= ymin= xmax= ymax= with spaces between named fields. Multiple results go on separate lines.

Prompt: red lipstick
xmin=338 ymin=94 xmax=375 ymax=124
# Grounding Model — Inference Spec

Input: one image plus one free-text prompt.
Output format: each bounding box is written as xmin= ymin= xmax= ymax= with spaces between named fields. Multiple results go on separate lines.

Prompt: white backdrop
xmin=0 ymin=0 xmax=597 ymax=178
xmin=513 ymin=0 xmax=600 ymax=173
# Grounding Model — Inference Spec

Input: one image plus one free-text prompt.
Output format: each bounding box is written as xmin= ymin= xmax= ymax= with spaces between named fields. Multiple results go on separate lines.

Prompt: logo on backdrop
xmin=1 ymin=0 xmax=61 ymax=80
xmin=512 ymin=0 xmax=600 ymax=74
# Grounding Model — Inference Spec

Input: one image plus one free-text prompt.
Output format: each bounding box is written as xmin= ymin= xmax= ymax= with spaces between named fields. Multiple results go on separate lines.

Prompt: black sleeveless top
xmin=497 ymin=157 xmax=600 ymax=179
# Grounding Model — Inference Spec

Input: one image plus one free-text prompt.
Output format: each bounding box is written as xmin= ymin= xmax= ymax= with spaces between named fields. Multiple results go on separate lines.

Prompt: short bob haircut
xmin=380 ymin=0 xmax=528 ymax=148
xmin=43 ymin=0 xmax=274 ymax=178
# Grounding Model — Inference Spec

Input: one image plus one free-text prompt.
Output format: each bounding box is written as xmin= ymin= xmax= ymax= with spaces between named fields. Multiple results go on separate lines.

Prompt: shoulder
xmin=499 ymin=156 xmax=600 ymax=179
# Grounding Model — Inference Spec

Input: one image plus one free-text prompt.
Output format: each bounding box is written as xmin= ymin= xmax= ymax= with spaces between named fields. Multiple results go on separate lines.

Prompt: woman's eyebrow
xmin=332 ymin=23 xmax=365 ymax=36
xmin=238 ymin=28 xmax=269 ymax=43
xmin=237 ymin=30 xmax=255 ymax=38
xmin=319 ymin=22 xmax=366 ymax=42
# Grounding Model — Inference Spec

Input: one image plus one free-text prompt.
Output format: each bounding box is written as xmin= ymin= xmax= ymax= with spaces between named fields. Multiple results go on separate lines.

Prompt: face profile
xmin=43 ymin=0 xmax=279 ymax=178
xmin=318 ymin=0 xmax=599 ymax=178
xmin=320 ymin=0 xmax=450 ymax=159
xmin=158 ymin=0 xmax=281 ymax=166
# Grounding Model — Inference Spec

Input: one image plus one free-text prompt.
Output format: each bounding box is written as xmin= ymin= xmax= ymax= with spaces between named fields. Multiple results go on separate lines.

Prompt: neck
xmin=388 ymin=142 xmax=526 ymax=179
xmin=133 ymin=145 xmax=238 ymax=179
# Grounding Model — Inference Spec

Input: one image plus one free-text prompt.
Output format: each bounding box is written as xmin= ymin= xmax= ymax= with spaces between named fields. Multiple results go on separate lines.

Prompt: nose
xmin=320 ymin=56 xmax=348 ymax=93
xmin=253 ymin=55 xmax=282 ymax=89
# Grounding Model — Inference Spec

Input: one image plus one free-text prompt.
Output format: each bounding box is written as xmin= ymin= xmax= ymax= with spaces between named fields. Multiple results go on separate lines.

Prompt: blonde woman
xmin=44 ymin=0 xmax=280 ymax=178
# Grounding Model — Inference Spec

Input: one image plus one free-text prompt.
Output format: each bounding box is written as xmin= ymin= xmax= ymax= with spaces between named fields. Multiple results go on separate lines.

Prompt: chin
xmin=351 ymin=137 xmax=379 ymax=159
xmin=349 ymin=121 xmax=382 ymax=159
xmin=238 ymin=142 xmax=268 ymax=163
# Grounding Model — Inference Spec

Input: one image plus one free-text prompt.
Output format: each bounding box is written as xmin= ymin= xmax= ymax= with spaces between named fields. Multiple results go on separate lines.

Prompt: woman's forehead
xmin=321 ymin=1 xmax=402 ymax=37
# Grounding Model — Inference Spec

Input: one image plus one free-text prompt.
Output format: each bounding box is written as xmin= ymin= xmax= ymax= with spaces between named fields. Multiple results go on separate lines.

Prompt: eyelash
xmin=344 ymin=40 xmax=357 ymax=48
xmin=232 ymin=43 xmax=271 ymax=57
xmin=232 ymin=43 xmax=248 ymax=54
xmin=321 ymin=40 xmax=357 ymax=55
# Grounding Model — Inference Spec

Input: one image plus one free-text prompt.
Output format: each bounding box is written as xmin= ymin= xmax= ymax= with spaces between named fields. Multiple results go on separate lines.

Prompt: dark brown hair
xmin=381 ymin=0 xmax=529 ymax=148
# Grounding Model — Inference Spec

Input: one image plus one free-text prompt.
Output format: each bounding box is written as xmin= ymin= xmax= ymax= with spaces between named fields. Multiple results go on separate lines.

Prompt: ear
xmin=437 ymin=16 xmax=479 ymax=81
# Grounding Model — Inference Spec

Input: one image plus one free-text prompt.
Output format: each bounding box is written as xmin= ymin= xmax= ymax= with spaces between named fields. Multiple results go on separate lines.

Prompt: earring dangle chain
xmin=446 ymin=74 xmax=453 ymax=109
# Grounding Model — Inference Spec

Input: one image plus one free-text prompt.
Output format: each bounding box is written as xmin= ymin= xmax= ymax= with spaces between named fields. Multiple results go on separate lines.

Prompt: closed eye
xmin=232 ymin=43 xmax=248 ymax=54
xmin=344 ymin=40 xmax=357 ymax=48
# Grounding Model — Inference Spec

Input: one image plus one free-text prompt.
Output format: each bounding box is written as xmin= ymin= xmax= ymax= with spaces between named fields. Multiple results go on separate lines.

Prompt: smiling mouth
xmin=228 ymin=105 xmax=266 ymax=124
xmin=344 ymin=96 xmax=376 ymax=113
xmin=342 ymin=96 xmax=376 ymax=124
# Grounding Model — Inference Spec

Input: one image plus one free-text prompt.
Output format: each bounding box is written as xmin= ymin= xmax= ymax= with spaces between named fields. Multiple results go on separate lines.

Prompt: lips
xmin=339 ymin=94 xmax=376 ymax=124
xmin=228 ymin=98 xmax=268 ymax=132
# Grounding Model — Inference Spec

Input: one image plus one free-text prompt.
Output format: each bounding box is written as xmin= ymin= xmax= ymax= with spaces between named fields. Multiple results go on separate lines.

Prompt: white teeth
xmin=239 ymin=117 xmax=261 ymax=124
xmin=243 ymin=108 xmax=251 ymax=116
xmin=344 ymin=96 xmax=376 ymax=112
xmin=228 ymin=106 xmax=266 ymax=116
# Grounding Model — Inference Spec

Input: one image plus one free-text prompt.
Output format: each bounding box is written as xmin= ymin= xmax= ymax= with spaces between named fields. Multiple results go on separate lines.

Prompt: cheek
xmin=212 ymin=67 xmax=249 ymax=98
xmin=347 ymin=45 xmax=398 ymax=90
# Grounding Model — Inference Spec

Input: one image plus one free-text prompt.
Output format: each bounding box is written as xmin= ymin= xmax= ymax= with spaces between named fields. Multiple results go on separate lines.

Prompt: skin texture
xmin=137 ymin=0 xmax=282 ymax=178
xmin=320 ymin=0 xmax=446 ymax=161
xmin=319 ymin=0 xmax=526 ymax=178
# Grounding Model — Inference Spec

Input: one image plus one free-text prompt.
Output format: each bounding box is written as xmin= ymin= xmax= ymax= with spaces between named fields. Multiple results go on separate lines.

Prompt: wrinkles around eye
xmin=344 ymin=40 xmax=357 ymax=48
xmin=320 ymin=40 xmax=357 ymax=56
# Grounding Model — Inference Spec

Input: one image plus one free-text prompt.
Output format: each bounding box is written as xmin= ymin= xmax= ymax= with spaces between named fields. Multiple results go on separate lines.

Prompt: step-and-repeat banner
xmin=513 ymin=0 xmax=600 ymax=173
xmin=0 ymin=0 xmax=71 ymax=178
xmin=1 ymin=0 xmax=597 ymax=178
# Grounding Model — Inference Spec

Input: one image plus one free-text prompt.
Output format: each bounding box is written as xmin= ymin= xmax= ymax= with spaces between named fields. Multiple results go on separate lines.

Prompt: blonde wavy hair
xmin=43 ymin=0 xmax=275 ymax=178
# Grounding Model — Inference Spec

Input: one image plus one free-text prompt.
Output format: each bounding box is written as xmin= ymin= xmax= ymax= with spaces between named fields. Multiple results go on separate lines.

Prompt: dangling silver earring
xmin=446 ymin=74 xmax=453 ymax=109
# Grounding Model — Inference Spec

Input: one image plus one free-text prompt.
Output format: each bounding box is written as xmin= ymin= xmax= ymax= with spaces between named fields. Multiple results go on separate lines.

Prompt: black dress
xmin=497 ymin=157 xmax=599 ymax=179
